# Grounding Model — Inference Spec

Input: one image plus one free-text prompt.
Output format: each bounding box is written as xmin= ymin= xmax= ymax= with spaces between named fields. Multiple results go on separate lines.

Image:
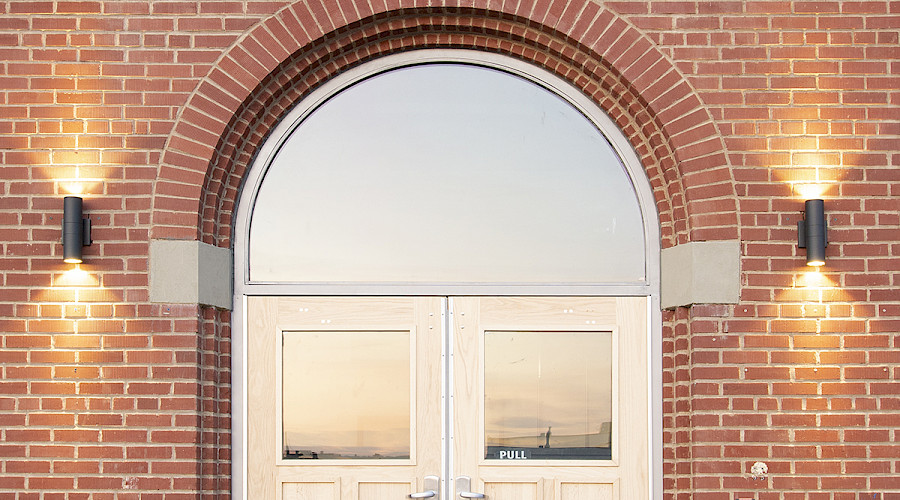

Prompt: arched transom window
xmin=243 ymin=54 xmax=654 ymax=290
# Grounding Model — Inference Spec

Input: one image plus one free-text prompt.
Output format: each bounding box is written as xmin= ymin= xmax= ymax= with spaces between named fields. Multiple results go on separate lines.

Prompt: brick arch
xmin=152 ymin=2 xmax=737 ymax=249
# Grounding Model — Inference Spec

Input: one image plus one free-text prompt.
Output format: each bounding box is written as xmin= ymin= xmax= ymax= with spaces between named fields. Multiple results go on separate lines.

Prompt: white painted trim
xmin=649 ymin=295 xmax=663 ymax=500
xmin=236 ymin=295 xmax=248 ymax=500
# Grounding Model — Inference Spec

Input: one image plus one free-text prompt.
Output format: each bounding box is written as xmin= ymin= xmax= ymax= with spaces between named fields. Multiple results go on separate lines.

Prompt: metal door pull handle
xmin=455 ymin=476 xmax=484 ymax=499
xmin=410 ymin=475 xmax=440 ymax=499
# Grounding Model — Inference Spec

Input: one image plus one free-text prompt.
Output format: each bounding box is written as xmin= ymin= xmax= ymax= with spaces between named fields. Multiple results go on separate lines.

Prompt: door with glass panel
xmin=247 ymin=296 xmax=647 ymax=499
xmin=452 ymin=296 xmax=648 ymax=500
xmin=247 ymin=297 xmax=443 ymax=499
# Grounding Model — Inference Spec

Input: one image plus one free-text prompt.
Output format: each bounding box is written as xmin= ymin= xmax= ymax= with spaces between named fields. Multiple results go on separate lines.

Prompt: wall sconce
xmin=63 ymin=196 xmax=92 ymax=264
xmin=798 ymin=199 xmax=826 ymax=267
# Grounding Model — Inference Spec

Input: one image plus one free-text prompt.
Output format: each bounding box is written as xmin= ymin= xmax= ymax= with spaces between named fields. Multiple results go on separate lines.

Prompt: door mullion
xmin=443 ymin=297 xmax=453 ymax=499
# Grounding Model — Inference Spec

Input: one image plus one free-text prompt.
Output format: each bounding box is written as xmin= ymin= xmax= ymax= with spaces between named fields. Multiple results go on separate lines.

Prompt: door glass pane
xmin=249 ymin=63 xmax=645 ymax=284
xmin=484 ymin=331 xmax=612 ymax=460
xmin=282 ymin=331 xmax=410 ymax=459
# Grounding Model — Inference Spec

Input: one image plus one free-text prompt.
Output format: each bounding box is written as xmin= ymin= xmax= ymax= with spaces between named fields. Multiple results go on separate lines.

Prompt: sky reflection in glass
xmin=251 ymin=63 xmax=645 ymax=283
xmin=485 ymin=331 xmax=613 ymax=460
xmin=282 ymin=331 xmax=410 ymax=459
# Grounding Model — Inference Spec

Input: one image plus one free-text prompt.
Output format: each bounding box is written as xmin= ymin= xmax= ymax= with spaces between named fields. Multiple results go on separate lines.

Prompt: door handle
xmin=456 ymin=476 xmax=485 ymax=498
xmin=409 ymin=475 xmax=440 ymax=499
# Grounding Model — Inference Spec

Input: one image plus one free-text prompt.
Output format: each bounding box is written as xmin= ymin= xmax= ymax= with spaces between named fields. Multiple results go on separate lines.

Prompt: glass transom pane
xmin=282 ymin=331 xmax=411 ymax=459
xmin=250 ymin=63 xmax=645 ymax=283
xmin=484 ymin=331 xmax=613 ymax=460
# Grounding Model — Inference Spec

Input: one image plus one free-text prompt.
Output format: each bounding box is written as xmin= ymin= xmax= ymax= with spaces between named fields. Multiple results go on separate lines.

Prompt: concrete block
xmin=661 ymin=240 xmax=740 ymax=309
xmin=150 ymin=239 xmax=232 ymax=309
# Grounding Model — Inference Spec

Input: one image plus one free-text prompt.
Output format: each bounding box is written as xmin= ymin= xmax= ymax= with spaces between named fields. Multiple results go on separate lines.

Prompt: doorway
xmin=247 ymin=296 xmax=648 ymax=499
xmin=233 ymin=50 xmax=662 ymax=499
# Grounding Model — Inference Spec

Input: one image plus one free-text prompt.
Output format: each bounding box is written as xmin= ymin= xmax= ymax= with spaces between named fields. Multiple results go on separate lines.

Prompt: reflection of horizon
xmin=282 ymin=446 xmax=409 ymax=460
xmin=283 ymin=430 xmax=409 ymax=459
xmin=484 ymin=403 xmax=610 ymax=437
xmin=486 ymin=421 xmax=612 ymax=449
xmin=282 ymin=331 xmax=411 ymax=461
xmin=485 ymin=331 xmax=613 ymax=443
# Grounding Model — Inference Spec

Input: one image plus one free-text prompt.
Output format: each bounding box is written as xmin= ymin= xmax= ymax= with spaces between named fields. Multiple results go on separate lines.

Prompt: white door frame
xmin=231 ymin=49 xmax=663 ymax=500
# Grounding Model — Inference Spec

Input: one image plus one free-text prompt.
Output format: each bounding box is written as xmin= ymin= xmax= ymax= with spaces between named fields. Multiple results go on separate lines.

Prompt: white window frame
xmin=231 ymin=49 xmax=663 ymax=500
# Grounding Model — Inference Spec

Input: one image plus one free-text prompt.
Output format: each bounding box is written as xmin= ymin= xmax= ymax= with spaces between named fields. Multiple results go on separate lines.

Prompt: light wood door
xmin=248 ymin=297 xmax=443 ymax=500
xmin=248 ymin=296 xmax=649 ymax=499
xmin=452 ymin=297 xmax=648 ymax=500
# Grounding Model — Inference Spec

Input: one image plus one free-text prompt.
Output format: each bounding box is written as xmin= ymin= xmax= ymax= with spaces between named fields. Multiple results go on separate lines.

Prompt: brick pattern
xmin=663 ymin=306 xmax=695 ymax=499
xmin=198 ymin=307 xmax=231 ymax=496
xmin=154 ymin=2 xmax=741 ymax=248
xmin=0 ymin=1 xmax=897 ymax=500
xmin=2 ymin=3 xmax=256 ymax=497
xmin=193 ymin=8 xmax=717 ymax=252
xmin=609 ymin=2 xmax=899 ymax=499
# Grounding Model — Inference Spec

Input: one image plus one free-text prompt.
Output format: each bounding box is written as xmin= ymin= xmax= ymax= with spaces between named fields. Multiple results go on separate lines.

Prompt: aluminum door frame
xmin=231 ymin=50 xmax=663 ymax=500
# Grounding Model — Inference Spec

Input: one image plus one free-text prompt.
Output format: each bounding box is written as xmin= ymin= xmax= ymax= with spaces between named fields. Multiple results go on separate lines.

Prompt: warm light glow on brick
xmin=61 ymin=181 xmax=85 ymax=195
xmin=794 ymin=270 xmax=836 ymax=290
xmin=774 ymin=166 xmax=843 ymax=200
xmin=57 ymin=178 xmax=104 ymax=196
xmin=53 ymin=266 xmax=100 ymax=288
xmin=792 ymin=182 xmax=830 ymax=200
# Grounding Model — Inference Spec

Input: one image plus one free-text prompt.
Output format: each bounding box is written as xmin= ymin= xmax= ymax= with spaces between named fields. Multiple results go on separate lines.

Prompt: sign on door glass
xmin=484 ymin=331 xmax=613 ymax=460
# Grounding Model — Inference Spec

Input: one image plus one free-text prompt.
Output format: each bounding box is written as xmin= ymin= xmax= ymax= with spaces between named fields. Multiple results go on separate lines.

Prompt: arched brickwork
xmin=151 ymin=0 xmax=738 ymax=249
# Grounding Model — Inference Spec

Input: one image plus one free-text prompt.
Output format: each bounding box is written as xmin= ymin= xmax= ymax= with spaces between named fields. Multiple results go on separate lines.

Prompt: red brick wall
xmin=628 ymin=2 xmax=899 ymax=498
xmin=1 ymin=1 xmax=897 ymax=499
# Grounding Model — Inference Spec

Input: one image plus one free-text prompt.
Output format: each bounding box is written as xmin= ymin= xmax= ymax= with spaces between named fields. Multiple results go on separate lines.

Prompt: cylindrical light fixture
xmin=798 ymin=198 xmax=826 ymax=267
xmin=63 ymin=196 xmax=91 ymax=264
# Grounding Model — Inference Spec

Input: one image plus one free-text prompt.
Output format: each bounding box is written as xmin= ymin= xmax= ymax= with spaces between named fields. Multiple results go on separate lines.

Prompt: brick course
xmin=0 ymin=1 xmax=898 ymax=499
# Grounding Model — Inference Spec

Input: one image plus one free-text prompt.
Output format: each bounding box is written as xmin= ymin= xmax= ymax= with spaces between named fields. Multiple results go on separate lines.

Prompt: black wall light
xmin=62 ymin=196 xmax=92 ymax=264
xmin=798 ymin=199 xmax=827 ymax=267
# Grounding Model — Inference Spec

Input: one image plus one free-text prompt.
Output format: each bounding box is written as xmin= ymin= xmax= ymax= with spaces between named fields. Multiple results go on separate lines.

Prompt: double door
xmin=248 ymin=297 xmax=648 ymax=499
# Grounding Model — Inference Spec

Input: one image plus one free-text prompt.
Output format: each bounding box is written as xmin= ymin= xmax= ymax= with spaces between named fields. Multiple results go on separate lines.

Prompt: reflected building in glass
xmin=484 ymin=331 xmax=613 ymax=461
xmin=486 ymin=421 xmax=612 ymax=460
